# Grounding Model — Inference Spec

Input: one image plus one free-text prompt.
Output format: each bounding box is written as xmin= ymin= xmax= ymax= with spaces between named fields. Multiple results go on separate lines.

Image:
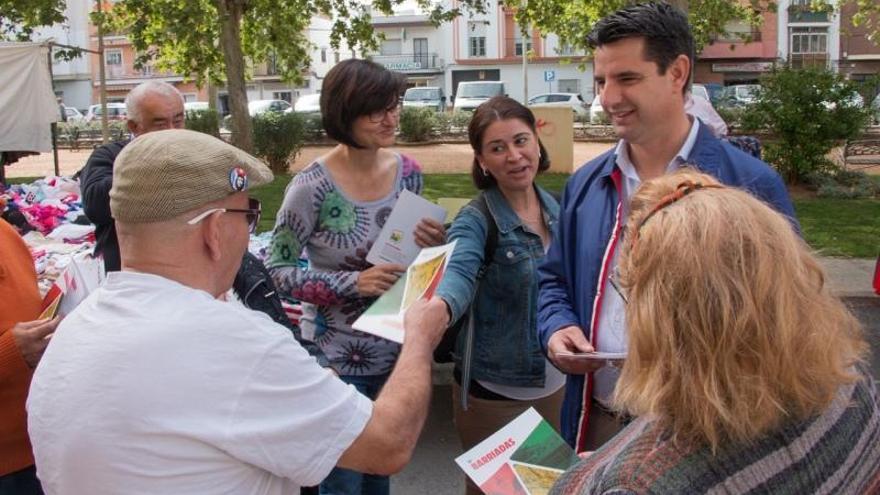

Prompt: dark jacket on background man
xmin=79 ymin=140 xmax=129 ymax=272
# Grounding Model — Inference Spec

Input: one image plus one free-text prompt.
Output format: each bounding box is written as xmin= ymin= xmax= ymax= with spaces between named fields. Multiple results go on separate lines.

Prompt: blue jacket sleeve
xmin=756 ymin=170 xmax=801 ymax=233
xmin=434 ymin=207 xmax=488 ymax=323
xmin=536 ymin=182 xmax=582 ymax=353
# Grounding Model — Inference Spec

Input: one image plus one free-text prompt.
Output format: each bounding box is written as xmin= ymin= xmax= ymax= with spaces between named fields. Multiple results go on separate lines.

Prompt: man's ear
xmin=200 ymin=211 xmax=224 ymax=262
xmin=126 ymin=119 xmax=139 ymax=136
xmin=669 ymin=54 xmax=691 ymax=94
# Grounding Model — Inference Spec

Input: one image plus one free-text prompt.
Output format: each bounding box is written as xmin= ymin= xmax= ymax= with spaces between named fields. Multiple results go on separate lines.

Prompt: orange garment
xmin=0 ymin=218 xmax=42 ymax=475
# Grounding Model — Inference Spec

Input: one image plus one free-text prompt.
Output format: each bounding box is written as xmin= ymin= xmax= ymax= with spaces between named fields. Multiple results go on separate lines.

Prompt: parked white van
xmin=453 ymin=81 xmax=506 ymax=112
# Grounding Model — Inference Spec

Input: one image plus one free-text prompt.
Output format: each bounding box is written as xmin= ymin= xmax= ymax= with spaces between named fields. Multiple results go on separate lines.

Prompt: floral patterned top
xmin=267 ymin=154 xmax=423 ymax=376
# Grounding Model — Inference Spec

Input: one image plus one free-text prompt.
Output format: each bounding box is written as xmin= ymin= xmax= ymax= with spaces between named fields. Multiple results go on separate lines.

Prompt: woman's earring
xmin=481 ymin=167 xmax=489 ymax=177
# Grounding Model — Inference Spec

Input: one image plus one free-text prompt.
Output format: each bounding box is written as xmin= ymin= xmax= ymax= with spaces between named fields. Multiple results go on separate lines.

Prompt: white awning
xmin=0 ymin=42 xmax=61 ymax=152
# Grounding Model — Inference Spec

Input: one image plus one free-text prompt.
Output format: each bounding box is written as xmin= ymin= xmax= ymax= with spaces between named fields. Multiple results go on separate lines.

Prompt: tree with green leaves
xmin=740 ymin=66 xmax=872 ymax=184
xmin=0 ymin=0 xmax=66 ymax=41
xmin=513 ymin=0 xmax=768 ymax=57
xmin=514 ymin=0 xmax=879 ymax=59
xmin=105 ymin=0 xmax=482 ymax=153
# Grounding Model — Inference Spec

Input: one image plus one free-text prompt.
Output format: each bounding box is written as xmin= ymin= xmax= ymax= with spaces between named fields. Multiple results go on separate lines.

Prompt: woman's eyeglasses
xmin=187 ymin=197 xmax=262 ymax=234
xmin=368 ymin=101 xmax=402 ymax=123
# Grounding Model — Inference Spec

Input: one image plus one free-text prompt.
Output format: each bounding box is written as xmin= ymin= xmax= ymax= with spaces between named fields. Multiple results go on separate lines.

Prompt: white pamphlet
xmin=555 ymin=351 xmax=626 ymax=361
xmin=365 ymin=189 xmax=447 ymax=266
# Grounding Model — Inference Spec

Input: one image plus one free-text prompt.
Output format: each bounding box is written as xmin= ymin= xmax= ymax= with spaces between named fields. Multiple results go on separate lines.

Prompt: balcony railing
xmin=709 ymin=31 xmax=763 ymax=43
xmin=371 ymin=53 xmax=443 ymax=72
xmin=788 ymin=4 xmax=831 ymax=23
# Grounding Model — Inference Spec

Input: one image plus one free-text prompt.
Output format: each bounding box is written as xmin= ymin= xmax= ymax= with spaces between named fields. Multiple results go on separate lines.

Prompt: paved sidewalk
xmin=3 ymin=142 xmax=617 ymax=178
xmin=819 ymin=257 xmax=877 ymax=298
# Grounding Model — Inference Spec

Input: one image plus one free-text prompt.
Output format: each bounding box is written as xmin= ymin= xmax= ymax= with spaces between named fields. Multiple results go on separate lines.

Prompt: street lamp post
xmin=96 ymin=0 xmax=108 ymax=144
xmin=521 ymin=21 xmax=528 ymax=103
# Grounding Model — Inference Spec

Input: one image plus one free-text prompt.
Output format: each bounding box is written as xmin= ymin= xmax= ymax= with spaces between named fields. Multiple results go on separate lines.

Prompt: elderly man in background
xmin=27 ymin=129 xmax=450 ymax=495
xmin=0 ymin=217 xmax=59 ymax=495
xmin=79 ymin=80 xmax=185 ymax=272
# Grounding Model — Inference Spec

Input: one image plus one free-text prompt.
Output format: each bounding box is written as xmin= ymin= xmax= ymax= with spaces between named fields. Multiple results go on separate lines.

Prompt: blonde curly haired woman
xmin=551 ymin=169 xmax=880 ymax=494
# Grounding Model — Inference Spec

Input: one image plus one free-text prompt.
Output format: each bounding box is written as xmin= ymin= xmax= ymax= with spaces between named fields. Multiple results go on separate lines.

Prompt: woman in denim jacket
xmin=428 ymin=96 xmax=565 ymax=494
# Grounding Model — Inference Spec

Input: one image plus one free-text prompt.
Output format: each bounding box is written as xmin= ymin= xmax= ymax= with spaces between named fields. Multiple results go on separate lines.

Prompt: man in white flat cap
xmin=27 ymin=129 xmax=449 ymax=495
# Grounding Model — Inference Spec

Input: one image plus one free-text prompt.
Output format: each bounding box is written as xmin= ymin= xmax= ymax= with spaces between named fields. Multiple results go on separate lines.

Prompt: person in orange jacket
xmin=0 ymin=218 xmax=59 ymax=495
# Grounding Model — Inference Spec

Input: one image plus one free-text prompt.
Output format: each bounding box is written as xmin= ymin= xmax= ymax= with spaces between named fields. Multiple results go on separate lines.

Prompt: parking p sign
xmin=543 ymin=70 xmax=555 ymax=82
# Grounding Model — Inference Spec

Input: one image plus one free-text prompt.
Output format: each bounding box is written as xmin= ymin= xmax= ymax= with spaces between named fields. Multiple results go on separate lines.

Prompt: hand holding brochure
xmin=353 ymin=241 xmax=456 ymax=343
xmin=455 ymin=408 xmax=578 ymax=494
xmin=365 ymin=189 xmax=447 ymax=266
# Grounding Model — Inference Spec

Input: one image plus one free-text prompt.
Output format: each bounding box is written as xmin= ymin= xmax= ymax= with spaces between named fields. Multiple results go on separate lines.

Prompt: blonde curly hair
xmin=613 ymin=168 xmax=867 ymax=452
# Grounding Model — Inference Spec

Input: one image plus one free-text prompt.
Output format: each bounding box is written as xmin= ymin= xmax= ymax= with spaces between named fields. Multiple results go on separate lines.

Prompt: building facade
xmin=31 ymin=0 xmax=93 ymax=110
xmin=777 ymin=0 xmax=841 ymax=70
xmin=87 ymin=1 xmax=206 ymax=108
xmin=442 ymin=0 xmax=592 ymax=103
xmin=370 ymin=12 xmax=448 ymax=90
xmin=695 ymin=8 xmax=779 ymax=85
xmin=837 ymin=1 xmax=880 ymax=85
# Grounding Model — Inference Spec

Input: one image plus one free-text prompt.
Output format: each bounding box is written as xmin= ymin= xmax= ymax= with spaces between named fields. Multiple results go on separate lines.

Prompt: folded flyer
xmin=455 ymin=408 xmax=578 ymax=494
xmin=365 ymin=189 xmax=447 ymax=266
xmin=353 ymin=241 xmax=456 ymax=343
xmin=39 ymin=255 xmax=105 ymax=319
xmin=555 ymin=351 xmax=626 ymax=361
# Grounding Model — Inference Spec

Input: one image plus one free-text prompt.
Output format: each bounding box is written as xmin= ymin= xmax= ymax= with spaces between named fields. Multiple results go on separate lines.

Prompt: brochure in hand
xmin=353 ymin=240 xmax=456 ymax=343
xmin=365 ymin=189 xmax=447 ymax=266
xmin=455 ymin=407 xmax=578 ymax=495
xmin=39 ymin=255 xmax=105 ymax=319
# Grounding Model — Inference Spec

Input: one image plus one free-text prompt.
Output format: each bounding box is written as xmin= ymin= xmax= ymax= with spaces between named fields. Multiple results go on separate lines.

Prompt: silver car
xmin=528 ymin=93 xmax=588 ymax=117
xmin=403 ymin=87 xmax=446 ymax=112
xmin=589 ymin=94 xmax=606 ymax=124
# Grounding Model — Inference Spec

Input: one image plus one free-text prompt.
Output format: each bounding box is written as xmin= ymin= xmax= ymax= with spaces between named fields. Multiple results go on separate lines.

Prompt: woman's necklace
xmin=520 ymin=204 xmax=545 ymax=231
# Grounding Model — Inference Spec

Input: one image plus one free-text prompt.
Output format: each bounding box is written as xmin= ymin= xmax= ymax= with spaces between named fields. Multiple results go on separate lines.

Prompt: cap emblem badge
xmin=229 ymin=167 xmax=248 ymax=192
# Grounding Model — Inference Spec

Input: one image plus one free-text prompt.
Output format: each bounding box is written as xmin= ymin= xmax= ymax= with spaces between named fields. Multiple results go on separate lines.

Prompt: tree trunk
xmin=216 ymin=0 xmax=252 ymax=152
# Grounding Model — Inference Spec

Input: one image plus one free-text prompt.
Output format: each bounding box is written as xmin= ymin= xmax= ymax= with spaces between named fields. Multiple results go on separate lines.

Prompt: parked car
xmin=184 ymin=101 xmax=210 ymax=111
xmin=403 ymin=87 xmax=446 ymax=112
xmin=719 ymin=84 xmax=760 ymax=108
xmin=85 ymin=102 xmax=127 ymax=122
xmin=691 ymin=84 xmax=711 ymax=102
xmin=452 ymin=81 xmax=506 ymax=112
xmin=64 ymin=106 xmax=84 ymax=122
xmin=872 ymin=94 xmax=880 ymax=124
xmin=248 ymin=99 xmax=291 ymax=116
xmin=700 ymin=83 xmax=724 ymax=106
xmin=589 ymin=94 xmax=607 ymax=124
xmin=528 ymin=92 xmax=588 ymax=117
xmin=292 ymin=94 xmax=321 ymax=114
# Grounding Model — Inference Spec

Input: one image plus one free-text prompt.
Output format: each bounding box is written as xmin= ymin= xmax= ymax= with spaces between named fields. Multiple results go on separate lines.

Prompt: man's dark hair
xmin=468 ymin=96 xmax=550 ymax=190
xmin=587 ymin=2 xmax=694 ymax=93
xmin=320 ymin=59 xmax=406 ymax=148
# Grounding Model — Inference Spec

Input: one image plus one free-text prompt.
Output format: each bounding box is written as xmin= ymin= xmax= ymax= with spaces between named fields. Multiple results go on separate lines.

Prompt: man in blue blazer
xmin=537 ymin=2 xmax=798 ymax=452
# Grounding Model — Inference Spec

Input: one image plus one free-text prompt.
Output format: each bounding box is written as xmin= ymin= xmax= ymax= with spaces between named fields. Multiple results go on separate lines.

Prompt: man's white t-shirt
xmin=27 ymin=271 xmax=372 ymax=495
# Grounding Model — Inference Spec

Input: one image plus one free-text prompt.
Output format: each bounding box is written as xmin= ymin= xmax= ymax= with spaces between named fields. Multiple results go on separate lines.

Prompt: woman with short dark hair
xmin=423 ymin=96 xmax=563 ymax=495
xmin=267 ymin=59 xmax=445 ymax=495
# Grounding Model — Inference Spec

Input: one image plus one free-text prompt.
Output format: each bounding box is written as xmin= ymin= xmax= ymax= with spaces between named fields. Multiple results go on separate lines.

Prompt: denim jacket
xmin=436 ymin=185 xmax=560 ymax=389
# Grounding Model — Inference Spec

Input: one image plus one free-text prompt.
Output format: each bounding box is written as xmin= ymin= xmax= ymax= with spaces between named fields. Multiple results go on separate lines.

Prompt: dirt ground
xmin=5 ymin=141 xmax=616 ymax=179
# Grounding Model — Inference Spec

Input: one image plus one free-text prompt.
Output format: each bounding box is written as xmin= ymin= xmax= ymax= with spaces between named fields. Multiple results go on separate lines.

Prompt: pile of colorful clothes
xmin=2 ymin=177 xmax=96 ymax=294
xmin=3 ymin=177 xmax=285 ymax=296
